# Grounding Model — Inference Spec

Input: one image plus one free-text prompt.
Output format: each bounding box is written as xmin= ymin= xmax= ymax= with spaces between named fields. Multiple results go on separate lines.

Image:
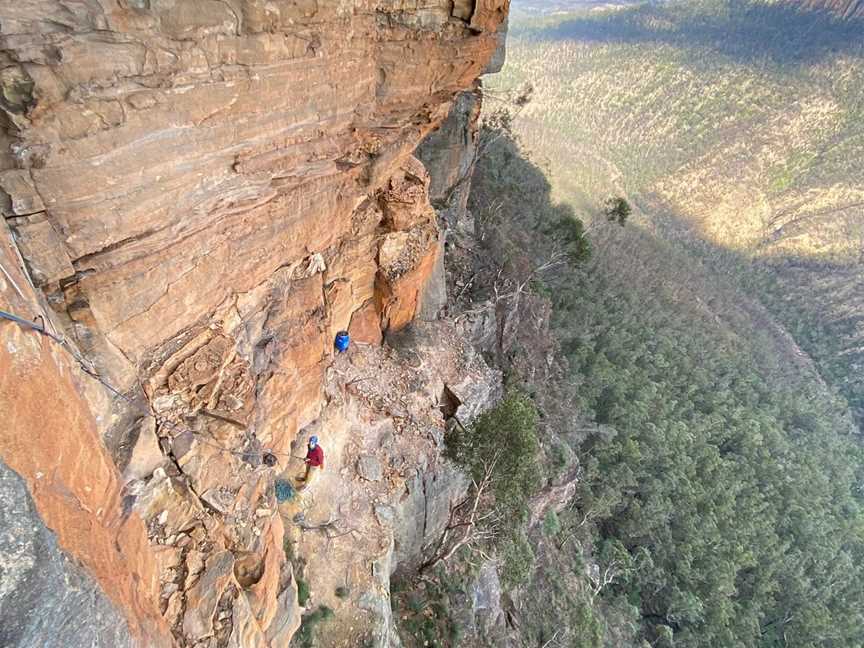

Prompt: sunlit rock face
xmin=0 ymin=1 xmax=508 ymax=646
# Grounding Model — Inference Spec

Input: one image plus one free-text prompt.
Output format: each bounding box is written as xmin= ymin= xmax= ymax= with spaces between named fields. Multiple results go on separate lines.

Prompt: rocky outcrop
xmin=415 ymin=86 xmax=483 ymax=322
xmin=0 ymin=458 xmax=135 ymax=648
xmin=298 ymin=320 xmax=500 ymax=647
xmin=0 ymin=1 xmax=508 ymax=646
xmin=417 ymin=88 xmax=482 ymax=218
xmin=1 ymin=0 xmax=505 ymax=389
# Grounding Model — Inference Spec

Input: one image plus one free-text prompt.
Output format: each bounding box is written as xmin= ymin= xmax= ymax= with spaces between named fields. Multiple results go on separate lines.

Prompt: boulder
xmin=122 ymin=417 xmax=165 ymax=483
xmin=182 ymin=550 xmax=235 ymax=640
xmin=356 ymin=455 xmax=383 ymax=482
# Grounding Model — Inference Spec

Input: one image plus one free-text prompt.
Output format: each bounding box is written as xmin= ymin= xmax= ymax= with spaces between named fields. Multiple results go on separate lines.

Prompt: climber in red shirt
xmin=297 ymin=435 xmax=324 ymax=490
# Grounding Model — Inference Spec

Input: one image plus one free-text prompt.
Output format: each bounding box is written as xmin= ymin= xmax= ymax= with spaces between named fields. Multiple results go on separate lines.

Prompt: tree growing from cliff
xmin=445 ymin=391 xmax=540 ymax=518
xmin=419 ymin=393 xmax=541 ymax=575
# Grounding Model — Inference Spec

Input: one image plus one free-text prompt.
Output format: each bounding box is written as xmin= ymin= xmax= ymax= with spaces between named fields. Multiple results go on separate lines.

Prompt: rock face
xmin=417 ymin=88 xmax=482 ymax=216
xmin=0 ymin=0 xmax=505 ymax=390
xmin=0 ymin=1 xmax=508 ymax=646
xmin=0 ymin=220 xmax=171 ymax=647
xmin=414 ymin=87 xmax=482 ymax=321
xmin=0 ymin=458 xmax=135 ymax=648
xmin=288 ymin=320 xmax=501 ymax=647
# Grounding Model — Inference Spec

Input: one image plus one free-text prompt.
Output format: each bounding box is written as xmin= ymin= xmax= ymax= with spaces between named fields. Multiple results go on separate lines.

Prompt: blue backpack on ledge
xmin=275 ymin=479 xmax=295 ymax=503
xmin=335 ymin=330 xmax=350 ymax=353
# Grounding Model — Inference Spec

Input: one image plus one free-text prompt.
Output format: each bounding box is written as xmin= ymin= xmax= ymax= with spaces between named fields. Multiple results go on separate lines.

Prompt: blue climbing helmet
xmin=309 ymin=435 xmax=318 ymax=448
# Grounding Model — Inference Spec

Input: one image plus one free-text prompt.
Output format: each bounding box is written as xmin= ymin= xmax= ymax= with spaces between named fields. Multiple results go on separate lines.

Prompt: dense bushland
xmin=489 ymin=0 xmax=864 ymax=432
xmin=464 ymin=125 xmax=864 ymax=648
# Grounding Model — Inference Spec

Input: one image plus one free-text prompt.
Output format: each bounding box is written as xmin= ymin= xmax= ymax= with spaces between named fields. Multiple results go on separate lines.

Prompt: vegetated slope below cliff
xmin=416 ymin=2 xmax=864 ymax=646
xmin=491 ymin=0 xmax=864 ymax=428
xmin=453 ymin=116 xmax=864 ymax=647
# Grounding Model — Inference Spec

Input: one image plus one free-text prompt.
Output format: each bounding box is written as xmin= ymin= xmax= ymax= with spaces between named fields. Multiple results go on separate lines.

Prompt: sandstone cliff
xmin=0 ymin=2 xmax=507 ymax=646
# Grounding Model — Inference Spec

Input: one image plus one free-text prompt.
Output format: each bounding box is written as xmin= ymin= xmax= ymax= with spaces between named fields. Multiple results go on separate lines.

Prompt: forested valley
xmin=394 ymin=1 xmax=864 ymax=647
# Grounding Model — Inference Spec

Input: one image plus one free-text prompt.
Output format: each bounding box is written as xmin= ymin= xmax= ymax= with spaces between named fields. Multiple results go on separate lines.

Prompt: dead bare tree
xmin=556 ymin=483 xmax=625 ymax=551
xmin=587 ymin=559 xmax=622 ymax=599
xmin=418 ymin=453 xmax=502 ymax=575
xmin=296 ymin=514 xmax=356 ymax=541
xmin=540 ymin=629 xmax=564 ymax=648
xmin=455 ymin=246 xmax=571 ymax=322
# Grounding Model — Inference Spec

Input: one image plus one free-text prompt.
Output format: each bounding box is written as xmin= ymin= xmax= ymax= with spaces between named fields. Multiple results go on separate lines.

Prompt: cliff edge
xmin=0 ymin=2 xmax=508 ymax=646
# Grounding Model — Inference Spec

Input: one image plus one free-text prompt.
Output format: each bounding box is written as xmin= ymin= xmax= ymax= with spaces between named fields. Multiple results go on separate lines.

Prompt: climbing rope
xmin=0 ymin=308 xmax=303 ymax=462
xmin=0 ymin=308 xmax=64 ymax=342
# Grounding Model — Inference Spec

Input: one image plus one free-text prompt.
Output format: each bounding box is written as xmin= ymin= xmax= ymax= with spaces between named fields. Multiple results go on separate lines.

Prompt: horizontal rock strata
xmin=0 ymin=1 xmax=508 ymax=646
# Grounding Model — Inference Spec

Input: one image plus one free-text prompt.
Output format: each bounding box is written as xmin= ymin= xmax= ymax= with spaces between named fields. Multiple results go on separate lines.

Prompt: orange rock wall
xmin=0 ymin=224 xmax=172 ymax=646
xmin=0 ymin=1 xmax=508 ymax=646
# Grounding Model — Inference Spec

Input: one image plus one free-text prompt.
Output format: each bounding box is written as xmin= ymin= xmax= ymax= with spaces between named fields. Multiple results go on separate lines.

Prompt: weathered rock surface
xmin=0 ymin=220 xmax=171 ymax=647
xmin=1 ymin=0 xmax=506 ymax=389
xmin=357 ymin=454 xmax=384 ymax=481
xmin=182 ymin=550 xmax=235 ymax=639
xmin=0 ymin=0 xmax=507 ymax=646
xmin=417 ymin=88 xmax=482 ymax=218
xmin=0 ymin=458 xmax=135 ymax=648
xmin=415 ymin=86 xmax=482 ymax=322
xmin=286 ymin=320 xmax=501 ymax=647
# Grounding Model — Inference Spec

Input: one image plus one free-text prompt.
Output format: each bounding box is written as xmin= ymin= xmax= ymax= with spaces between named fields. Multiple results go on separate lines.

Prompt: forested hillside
xmin=459 ymin=116 xmax=864 ymax=647
xmin=400 ymin=2 xmax=864 ymax=646
xmin=489 ymin=0 xmax=864 ymax=427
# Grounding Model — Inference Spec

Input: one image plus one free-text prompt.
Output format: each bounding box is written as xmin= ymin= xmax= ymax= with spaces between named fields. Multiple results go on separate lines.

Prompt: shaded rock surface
xmin=415 ymin=87 xmax=482 ymax=323
xmin=417 ymin=88 xmax=482 ymax=217
xmin=0 ymin=458 xmax=134 ymax=648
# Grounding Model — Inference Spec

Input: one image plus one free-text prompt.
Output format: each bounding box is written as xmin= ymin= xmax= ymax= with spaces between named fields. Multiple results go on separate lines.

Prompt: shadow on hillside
xmin=470 ymin=126 xmax=864 ymax=432
xmin=631 ymin=189 xmax=864 ymax=430
xmin=520 ymin=0 xmax=863 ymax=66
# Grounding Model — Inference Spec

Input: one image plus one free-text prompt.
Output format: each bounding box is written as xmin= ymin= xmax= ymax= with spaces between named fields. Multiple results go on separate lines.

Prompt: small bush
xmin=334 ymin=586 xmax=350 ymax=599
xmin=390 ymin=576 xmax=409 ymax=595
xmin=448 ymin=619 xmax=463 ymax=644
xmin=407 ymin=593 xmax=425 ymax=613
xmin=571 ymin=599 xmax=604 ymax=648
xmin=292 ymin=605 xmax=334 ymax=648
xmin=604 ymin=196 xmax=631 ymax=226
xmin=547 ymin=207 xmax=591 ymax=264
xmin=296 ymin=578 xmax=311 ymax=607
xmin=549 ymin=442 xmax=570 ymax=473
xmin=393 ymin=571 xmax=466 ymax=648
xmin=500 ymin=528 xmax=535 ymax=588
xmin=543 ymin=510 xmax=562 ymax=537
